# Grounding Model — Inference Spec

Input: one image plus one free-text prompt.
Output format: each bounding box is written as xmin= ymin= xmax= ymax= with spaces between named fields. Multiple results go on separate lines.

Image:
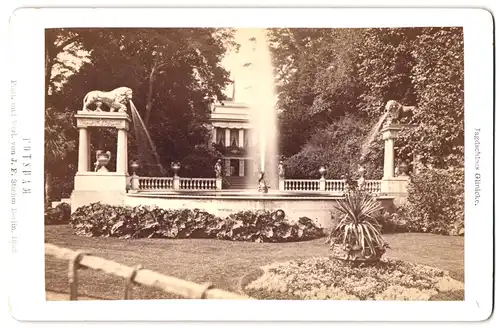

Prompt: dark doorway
xmin=230 ymin=159 xmax=240 ymax=176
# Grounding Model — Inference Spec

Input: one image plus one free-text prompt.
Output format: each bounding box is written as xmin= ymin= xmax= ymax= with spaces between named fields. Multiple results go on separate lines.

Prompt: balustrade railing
xmin=138 ymin=177 xmax=173 ymax=190
xmin=135 ymin=176 xmax=381 ymax=194
xmin=135 ymin=177 xmax=218 ymax=191
xmin=325 ymin=180 xmax=345 ymax=192
xmin=363 ymin=180 xmax=382 ymax=193
xmin=284 ymin=179 xmax=320 ymax=191
xmin=179 ymin=178 xmax=217 ymax=190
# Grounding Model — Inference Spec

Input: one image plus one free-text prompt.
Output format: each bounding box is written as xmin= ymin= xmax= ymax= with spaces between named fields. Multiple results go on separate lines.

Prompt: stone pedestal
xmin=380 ymin=123 xmax=409 ymax=204
xmin=173 ymin=176 xmax=180 ymax=190
xmin=278 ymin=177 xmax=285 ymax=191
xmin=380 ymin=176 xmax=410 ymax=204
xmin=319 ymin=177 xmax=326 ymax=191
xmin=71 ymin=111 xmax=131 ymax=213
xmin=216 ymin=177 xmax=222 ymax=190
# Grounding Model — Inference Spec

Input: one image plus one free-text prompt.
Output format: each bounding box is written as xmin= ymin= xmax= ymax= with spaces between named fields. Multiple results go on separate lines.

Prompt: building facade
xmin=209 ymin=85 xmax=258 ymax=185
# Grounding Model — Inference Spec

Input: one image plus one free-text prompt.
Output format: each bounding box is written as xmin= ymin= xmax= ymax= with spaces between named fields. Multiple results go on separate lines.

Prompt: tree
xmin=44 ymin=106 xmax=76 ymax=201
xmin=268 ymin=28 xmax=365 ymax=156
xmin=45 ymin=28 xmax=236 ymax=196
xmin=356 ymin=28 xmax=420 ymax=117
xmin=402 ymin=27 xmax=464 ymax=168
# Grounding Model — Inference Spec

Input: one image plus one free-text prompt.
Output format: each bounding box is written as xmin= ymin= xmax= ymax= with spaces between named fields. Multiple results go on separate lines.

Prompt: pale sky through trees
xmin=220 ymin=28 xmax=273 ymax=104
xmin=52 ymin=28 xmax=273 ymax=103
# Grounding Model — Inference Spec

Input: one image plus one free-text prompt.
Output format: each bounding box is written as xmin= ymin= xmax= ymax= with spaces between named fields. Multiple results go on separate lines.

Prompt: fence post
xmin=130 ymin=174 xmax=140 ymax=193
xmin=319 ymin=177 xmax=326 ymax=191
xmin=173 ymin=176 xmax=180 ymax=190
xmin=278 ymin=177 xmax=285 ymax=191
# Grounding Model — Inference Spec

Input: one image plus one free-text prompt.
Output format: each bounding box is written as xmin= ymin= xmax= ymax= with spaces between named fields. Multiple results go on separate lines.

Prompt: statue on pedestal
xmin=278 ymin=160 xmax=285 ymax=178
xmin=258 ymin=171 xmax=269 ymax=193
xmin=214 ymin=159 xmax=222 ymax=178
xmin=82 ymin=87 xmax=133 ymax=113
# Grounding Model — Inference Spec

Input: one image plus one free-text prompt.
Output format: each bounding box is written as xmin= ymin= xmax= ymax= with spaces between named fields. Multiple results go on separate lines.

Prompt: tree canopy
xmin=270 ymin=27 xmax=464 ymax=177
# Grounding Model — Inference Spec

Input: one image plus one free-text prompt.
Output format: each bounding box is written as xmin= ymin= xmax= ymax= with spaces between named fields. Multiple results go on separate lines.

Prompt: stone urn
xmin=130 ymin=160 xmax=140 ymax=176
xmin=399 ymin=160 xmax=409 ymax=176
xmin=319 ymin=166 xmax=327 ymax=179
xmin=95 ymin=150 xmax=111 ymax=172
xmin=171 ymin=162 xmax=181 ymax=177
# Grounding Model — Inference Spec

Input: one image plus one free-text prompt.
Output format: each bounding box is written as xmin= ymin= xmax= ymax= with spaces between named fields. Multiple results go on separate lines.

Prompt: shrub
xmin=45 ymin=202 xmax=71 ymax=225
xmin=70 ymin=203 xmax=325 ymax=242
xmin=180 ymin=144 xmax=222 ymax=178
xmin=404 ymin=167 xmax=464 ymax=235
xmin=326 ymin=189 xmax=389 ymax=261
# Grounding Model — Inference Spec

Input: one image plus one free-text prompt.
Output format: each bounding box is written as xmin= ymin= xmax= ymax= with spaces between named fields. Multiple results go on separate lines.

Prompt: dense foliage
xmin=284 ymin=114 xmax=383 ymax=179
xmin=376 ymin=168 xmax=464 ymax=236
xmin=70 ymin=203 xmax=324 ymax=242
xmin=404 ymin=167 xmax=464 ymax=235
xmin=45 ymin=202 xmax=71 ymax=225
xmin=271 ymin=27 xmax=464 ymax=174
xmin=245 ymin=257 xmax=464 ymax=300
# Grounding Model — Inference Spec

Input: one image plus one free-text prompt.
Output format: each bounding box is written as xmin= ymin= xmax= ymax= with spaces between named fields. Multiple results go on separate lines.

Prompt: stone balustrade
xmin=363 ymin=180 xmax=382 ymax=193
xmin=134 ymin=176 xmax=218 ymax=191
xmin=138 ymin=177 xmax=174 ymax=190
xmin=133 ymin=176 xmax=381 ymax=194
xmin=284 ymin=179 xmax=321 ymax=191
xmin=325 ymin=180 xmax=345 ymax=192
xmin=179 ymin=178 xmax=217 ymax=190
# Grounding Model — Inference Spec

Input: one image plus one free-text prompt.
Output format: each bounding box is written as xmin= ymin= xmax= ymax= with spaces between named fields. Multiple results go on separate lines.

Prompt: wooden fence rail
xmin=45 ymin=243 xmax=252 ymax=300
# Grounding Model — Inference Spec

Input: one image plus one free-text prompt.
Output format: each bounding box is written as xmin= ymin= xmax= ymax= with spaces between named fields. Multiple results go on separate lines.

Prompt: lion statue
xmin=82 ymin=87 xmax=133 ymax=113
xmin=384 ymin=100 xmax=415 ymax=123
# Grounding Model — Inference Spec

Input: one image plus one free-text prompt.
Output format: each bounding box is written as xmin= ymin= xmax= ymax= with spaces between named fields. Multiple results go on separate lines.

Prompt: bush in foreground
xmin=244 ymin=257 xmax=464 ymax=300
xmin=70 ymin=203 xmax=325 ymax=243
xmin=45 ymin=202 xmax=71 ymax=225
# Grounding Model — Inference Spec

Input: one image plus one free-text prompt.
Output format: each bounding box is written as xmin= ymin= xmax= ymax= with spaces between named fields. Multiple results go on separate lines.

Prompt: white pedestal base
xmin=71 ymin=172 xmax=128 ymax=213
xmin=380 ymin=175 xmax=410 ymax=205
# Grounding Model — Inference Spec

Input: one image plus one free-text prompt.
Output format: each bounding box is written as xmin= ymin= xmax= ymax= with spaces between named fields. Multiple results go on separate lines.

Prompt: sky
xmin=219 ymin=28 xmax=273 ymax=104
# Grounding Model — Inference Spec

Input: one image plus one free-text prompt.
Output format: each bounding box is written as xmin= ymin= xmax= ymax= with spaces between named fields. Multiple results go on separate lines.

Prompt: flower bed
xmin=45 ymin=202 xmax=71 ymax=225
xmin=70 ymin=203 xmax=325 ymax=243
xmin=243 ymin=257 xmax=464 ymax=300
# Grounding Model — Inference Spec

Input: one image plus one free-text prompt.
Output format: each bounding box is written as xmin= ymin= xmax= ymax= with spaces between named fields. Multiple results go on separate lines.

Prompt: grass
xmin=45 ymin=225 xmax=464 ymax=300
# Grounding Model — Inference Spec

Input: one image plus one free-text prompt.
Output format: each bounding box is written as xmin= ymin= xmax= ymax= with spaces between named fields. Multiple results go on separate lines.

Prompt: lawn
xmin=45 ymin=224 xmax=464 ymax=300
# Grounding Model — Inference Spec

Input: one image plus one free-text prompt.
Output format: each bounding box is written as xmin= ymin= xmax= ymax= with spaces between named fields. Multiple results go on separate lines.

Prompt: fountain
xmin=129 ymin=101 xmax=166 ymax=176
xmin=243 ymin=29 xmax=279 ymax=190
xmin=69 ymin=31 xmax=414 ymax=228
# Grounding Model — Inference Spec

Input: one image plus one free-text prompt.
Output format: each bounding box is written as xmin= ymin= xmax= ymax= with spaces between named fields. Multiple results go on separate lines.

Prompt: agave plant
xmin=326 ymin=188 xmax=389 ymax=261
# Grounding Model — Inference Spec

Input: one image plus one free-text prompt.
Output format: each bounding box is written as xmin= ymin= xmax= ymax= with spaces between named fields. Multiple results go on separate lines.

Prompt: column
xmin=238 ymin=129 xmax=244 ymax=148
xmin=239 ymin=159 xmax=245 ymax=177
xmin=87 ymin=130 xmax=92 ymax=171
xmin=77 ymin=128 xmax=89 ymax=173
xmin=224 ymin=158 xmax=231 ymax=176
xmin=116 ymin=128 xmax=128 ymax=174
xmin=212 ymin=126 xmax=217 ymax=144
xmin=225 ymin=128 xmax=231 ymax=147
xmin=383 ymin=137 xmax=395 ymax=179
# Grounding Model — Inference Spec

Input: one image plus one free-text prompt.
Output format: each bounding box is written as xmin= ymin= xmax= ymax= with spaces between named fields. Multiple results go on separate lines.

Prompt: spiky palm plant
xmin=326 ymin=188 xmax=389 ymax=261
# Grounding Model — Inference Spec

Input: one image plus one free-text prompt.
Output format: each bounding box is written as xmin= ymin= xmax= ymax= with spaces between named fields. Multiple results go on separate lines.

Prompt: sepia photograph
xmin=6 ymin=6 xmax=493 ymax=322
xmin=43 ymin=25 xmax=466 ymax=302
